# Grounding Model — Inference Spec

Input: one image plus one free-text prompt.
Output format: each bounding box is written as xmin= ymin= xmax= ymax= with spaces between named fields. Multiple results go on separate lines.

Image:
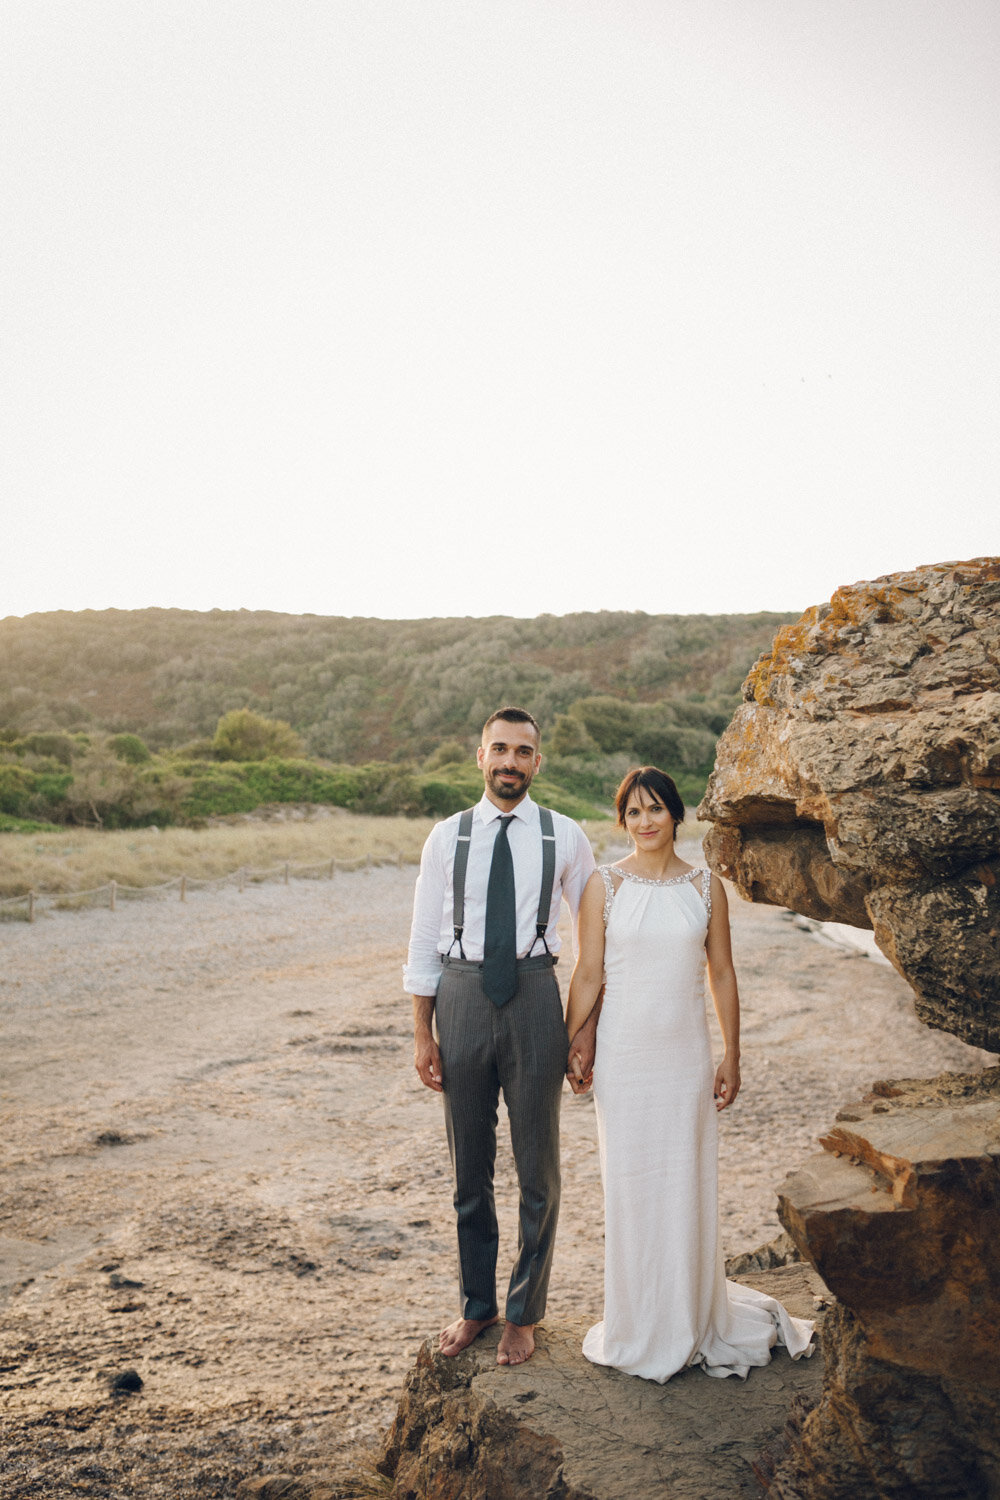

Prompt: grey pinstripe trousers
xmin=435 ymin=954 xmax=568 ymax=1325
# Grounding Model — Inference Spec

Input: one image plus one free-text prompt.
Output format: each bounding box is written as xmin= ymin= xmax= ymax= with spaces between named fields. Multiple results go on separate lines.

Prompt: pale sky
xmin=3 ymin=1 xmax=998 ymax=623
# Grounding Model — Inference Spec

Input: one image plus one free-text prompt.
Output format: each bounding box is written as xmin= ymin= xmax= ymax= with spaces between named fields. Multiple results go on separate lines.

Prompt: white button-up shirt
xmin=403 ymin=792 xmax=596 ymax=996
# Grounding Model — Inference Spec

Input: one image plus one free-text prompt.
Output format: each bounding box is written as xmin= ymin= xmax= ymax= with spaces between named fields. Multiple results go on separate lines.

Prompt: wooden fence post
xmin=180 ymin=875 xmax=186 ymax=902
xmin=110 ymin=880 xmax=117 ymax=912
xmin=28 ymin=890 xmax=36 ymax=924
xmin=238 ymin=867 xmax=245 ymax=893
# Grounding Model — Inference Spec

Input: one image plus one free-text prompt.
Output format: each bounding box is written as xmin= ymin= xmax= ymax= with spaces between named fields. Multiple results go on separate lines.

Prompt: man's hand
xmin=415 ymin=1031 xmax=443 ymax=1092
xmin=566 ymin=1025 xmax=596 ymax=1095
xmin=413 ymin=994 xmax=443 ymax=1092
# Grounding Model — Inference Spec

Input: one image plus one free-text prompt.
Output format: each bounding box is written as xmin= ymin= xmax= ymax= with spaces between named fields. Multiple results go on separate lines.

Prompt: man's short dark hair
xmin=482 ymin=706 xmax=541 ymax=740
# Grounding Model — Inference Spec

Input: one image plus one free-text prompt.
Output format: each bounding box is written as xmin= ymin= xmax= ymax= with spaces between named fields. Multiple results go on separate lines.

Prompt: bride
xmin=565 ymin=765 xmax=813 ymax=1382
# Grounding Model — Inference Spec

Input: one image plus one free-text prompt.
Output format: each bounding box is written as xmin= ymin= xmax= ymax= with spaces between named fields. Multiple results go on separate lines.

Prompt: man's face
xmin=477 ymin=719 xmax=542 ymax=805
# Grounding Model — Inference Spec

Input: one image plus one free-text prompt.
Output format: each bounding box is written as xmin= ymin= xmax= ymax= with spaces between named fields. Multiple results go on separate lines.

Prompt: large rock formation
xmin=772 ymin=1067 xmax=1000 ymax=1499
xmin=699 ymin=560 xmax=1000 ymax=1497
xmin=378 ymin=1267 xmax=825 ymax=1500
xmin=698 ymin=557 xmax=1000 ymax=1052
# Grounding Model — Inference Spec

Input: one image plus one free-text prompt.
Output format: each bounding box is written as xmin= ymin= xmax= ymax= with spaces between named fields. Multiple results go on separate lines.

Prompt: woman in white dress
xmin=565 ymin=766 xmax=813 ymax=1382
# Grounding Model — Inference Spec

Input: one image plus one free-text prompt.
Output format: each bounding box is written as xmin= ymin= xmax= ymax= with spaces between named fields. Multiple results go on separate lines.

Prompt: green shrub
xmin=109 ymin=732 xmax=152 ymax=765
xmin=243 ymin=758 xmax=364 ymax=808
xmin=179 ymin=765 xmax=261 ymax=820
xmin=350 ymin=764 xmax=424 ymax=816
xmin=31 ymin=770 xmax=73 ymax=811
xmin=548 ymin=714 xmax=598 ymax=757
xmin=0 ymin=812 xmax=62 ymax=833
xmin=213 ymin=709 xmax=302 ymax=761
xmin=568 ymin=697 xmax=640 ymax=754
xmin=424 ymin=740 xmax=468 ymax=770
xmin=12 ymin=732 xmax=76 ymax=766
xmin=417 ymin=779 xmax=472 ymax=818
xmin=0 ymin=764 xmax=36 ymax=816
xmin=172 ymin=738 xmax=218 ymax=760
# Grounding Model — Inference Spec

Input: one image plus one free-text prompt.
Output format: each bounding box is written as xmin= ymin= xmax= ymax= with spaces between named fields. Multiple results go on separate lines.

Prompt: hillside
xmin=0 ymin=607 xmax=797 ymax=829
xmin=0 ymin=607 xmax=794 ymax=758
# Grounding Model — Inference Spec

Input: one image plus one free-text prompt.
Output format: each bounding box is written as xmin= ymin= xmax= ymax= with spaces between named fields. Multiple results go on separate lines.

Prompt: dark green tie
xmin=483 ymin=815 xmax=517 ymax=1006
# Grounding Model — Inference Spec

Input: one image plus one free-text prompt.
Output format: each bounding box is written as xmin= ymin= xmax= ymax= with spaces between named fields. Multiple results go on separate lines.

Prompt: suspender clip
xmin=447 ymin=925 xmax=467 ymax=960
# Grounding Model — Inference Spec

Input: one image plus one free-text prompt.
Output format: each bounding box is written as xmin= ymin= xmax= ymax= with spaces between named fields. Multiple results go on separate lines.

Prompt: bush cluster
xmin=0 ymin=714 xmax=603 ymax=830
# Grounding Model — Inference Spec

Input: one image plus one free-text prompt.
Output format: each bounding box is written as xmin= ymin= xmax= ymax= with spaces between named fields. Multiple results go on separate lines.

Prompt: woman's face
xmin=623 ymin=786 xmax=675 ymax=849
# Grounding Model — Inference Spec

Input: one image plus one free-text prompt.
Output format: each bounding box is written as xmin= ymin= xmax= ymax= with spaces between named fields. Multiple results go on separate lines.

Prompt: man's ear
xmin=476 ymin=745 xmax=486 ymax=768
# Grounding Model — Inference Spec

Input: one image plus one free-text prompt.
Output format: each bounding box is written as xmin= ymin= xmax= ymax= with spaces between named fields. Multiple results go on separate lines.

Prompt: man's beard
xmin=486 ymin=769 xmax=529 ymax=802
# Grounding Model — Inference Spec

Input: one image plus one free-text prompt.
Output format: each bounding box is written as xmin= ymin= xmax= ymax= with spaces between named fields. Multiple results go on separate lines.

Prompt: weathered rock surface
xmin=773 ymin=1067 xmax=1000 ymax=1498
xmin=235 ymin=1480 xmax=337 ymax=1500
xmin=378 ymin=1266 xmax=826 ymax=1500
xmin=698 ymin=557 xmax=1000 ymax=1052
xmin=698 ymin=562 xmax=1000 ymax=1495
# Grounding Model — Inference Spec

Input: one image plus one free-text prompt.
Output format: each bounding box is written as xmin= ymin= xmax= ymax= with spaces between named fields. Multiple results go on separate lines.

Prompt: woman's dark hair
xmin=614 ymin=766 xmax=685 ymax=831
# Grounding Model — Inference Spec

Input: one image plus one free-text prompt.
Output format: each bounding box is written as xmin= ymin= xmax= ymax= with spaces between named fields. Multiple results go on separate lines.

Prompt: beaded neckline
xmin=602 ymin=863 xmax=705 ymax=889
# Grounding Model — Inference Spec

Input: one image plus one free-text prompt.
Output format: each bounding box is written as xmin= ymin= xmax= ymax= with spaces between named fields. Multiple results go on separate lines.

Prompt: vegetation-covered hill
xmin=0 ymin=607 xmax=793 ymax=755
xmin=0 ymin=607 xmax=796 ymax=828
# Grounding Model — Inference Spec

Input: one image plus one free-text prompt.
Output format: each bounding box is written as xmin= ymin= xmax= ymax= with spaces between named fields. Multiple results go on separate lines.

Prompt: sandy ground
xmin=0 ymin=858 xmax=993 ymax=1498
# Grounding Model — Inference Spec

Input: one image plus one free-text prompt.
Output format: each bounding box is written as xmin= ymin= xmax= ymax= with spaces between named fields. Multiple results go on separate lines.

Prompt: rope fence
xmin=0 ymin=850 xmax=409 ymax=924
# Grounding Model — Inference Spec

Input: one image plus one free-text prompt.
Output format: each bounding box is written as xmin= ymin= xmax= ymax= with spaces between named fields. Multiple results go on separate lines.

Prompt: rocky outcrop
xmin=697 ymin=561 xmax=1000 ymax=1495
xmin=772 ymin=1067 xmax=1000 ymax=1498
xmin=378 ymin=1269 xmax=825 ymax=1500
xmin=698 ymin=558 xmax=1000 ymax=1052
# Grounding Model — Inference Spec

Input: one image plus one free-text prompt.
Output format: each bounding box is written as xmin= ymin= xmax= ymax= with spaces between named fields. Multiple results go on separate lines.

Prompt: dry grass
xmin=0 ymin=810 xmax=617 ymax=899
xmin=0 ymin=811 xmax=433 ymax=899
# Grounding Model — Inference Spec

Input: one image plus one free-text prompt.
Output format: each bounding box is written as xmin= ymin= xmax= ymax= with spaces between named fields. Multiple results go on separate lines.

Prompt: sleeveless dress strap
xmin=700 ymin=867 xmax=712 ymax=922
xmin=598 ymin=865 xmax=618 ymax=926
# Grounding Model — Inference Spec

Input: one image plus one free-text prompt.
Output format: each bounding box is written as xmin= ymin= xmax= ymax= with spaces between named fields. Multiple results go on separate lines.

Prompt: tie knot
xmin=498 ymin=816 xmax=514 ymax=828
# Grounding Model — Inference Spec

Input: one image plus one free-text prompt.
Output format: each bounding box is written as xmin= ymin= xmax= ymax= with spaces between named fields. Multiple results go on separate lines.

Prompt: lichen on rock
xmin=699 ymin=557 xmax=1000 ymax=1052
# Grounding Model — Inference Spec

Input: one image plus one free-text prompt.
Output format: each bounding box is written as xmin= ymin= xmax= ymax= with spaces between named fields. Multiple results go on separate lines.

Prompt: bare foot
xmin=496 ymin=1322 xmax=535 ymax=1366
xmin=439 ymin=1315 xmax=498 ymax=1357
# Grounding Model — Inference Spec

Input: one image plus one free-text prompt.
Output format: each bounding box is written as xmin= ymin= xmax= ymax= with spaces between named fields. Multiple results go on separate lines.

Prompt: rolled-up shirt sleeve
xmin=403 ymin=822 xmax=449 ymax=996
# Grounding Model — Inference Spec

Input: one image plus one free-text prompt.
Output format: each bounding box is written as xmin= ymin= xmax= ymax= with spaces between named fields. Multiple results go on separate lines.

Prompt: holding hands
xmin=566 ymin=1025 xmax=596 ymax=1094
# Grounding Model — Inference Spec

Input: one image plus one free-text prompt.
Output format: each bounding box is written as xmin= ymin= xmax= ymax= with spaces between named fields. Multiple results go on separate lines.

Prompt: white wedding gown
xmin=583 ymin=865 xmax=814 ymax=1382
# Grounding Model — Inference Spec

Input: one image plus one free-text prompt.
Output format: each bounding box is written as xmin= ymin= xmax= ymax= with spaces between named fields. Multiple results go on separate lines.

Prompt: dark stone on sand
xmin=110 ymin=1368 xmax=144 ymax=1393
xmin=725 ymin=1230 xmax=801 ymax=1276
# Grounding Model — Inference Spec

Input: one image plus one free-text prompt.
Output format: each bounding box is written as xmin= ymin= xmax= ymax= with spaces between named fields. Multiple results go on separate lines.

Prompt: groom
xmin=405 ymin=707 xmax=595 ymax=1366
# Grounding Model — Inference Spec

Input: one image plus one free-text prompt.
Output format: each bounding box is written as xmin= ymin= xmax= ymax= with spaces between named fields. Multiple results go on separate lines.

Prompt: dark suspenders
xmin=448 ymin=805 xmax=556 ymax=961
xmin=449 ymin=808 xmax=474 ymax=958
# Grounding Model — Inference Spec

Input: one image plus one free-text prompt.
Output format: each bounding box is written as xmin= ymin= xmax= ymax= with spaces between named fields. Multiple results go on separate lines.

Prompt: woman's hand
xmin=713 ymin=1054 xmax=741 ymax=1110
xmin=566 ymin=1026 xmax=596 ymax=1094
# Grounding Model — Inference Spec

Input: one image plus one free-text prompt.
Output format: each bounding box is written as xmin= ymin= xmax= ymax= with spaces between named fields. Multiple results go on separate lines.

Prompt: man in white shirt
xmin=405 ymin=706 xmax=595 ymax=1367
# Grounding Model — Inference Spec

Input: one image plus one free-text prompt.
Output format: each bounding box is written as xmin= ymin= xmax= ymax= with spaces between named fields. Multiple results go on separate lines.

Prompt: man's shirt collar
xmin=476 ymin=791 xmax=537 ymax=826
